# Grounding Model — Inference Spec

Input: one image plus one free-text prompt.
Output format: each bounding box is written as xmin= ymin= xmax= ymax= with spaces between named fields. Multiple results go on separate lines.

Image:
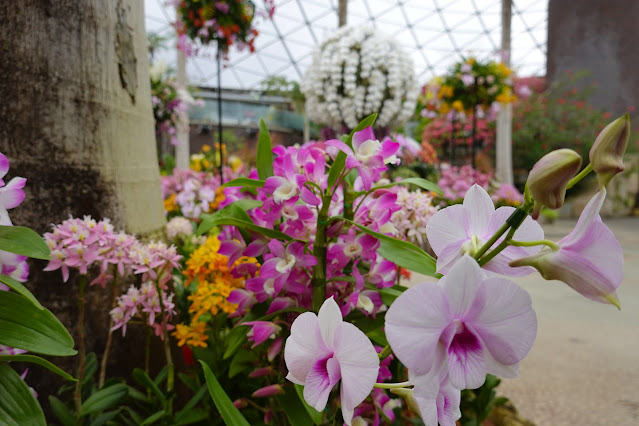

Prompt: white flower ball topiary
xmin=302 ymin=25 xmax=419 ymax=131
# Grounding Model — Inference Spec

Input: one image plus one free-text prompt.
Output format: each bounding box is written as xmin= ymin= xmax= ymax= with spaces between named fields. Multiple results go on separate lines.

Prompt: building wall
xmin=547 ymin=0 xmax=639 ymax=116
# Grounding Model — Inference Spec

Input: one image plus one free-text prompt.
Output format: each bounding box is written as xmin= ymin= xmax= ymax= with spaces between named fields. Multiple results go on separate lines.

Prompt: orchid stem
xmin=508 ymin=239 xmax=560 ymax=251
xmin=378 ymin=345 xmax=392 ymax=360
xmin=312 ymin=194 xmax=332 ymax=313
xmin=154 ymin=281 xmax=174 ymax=415
xmin=566 ymin=163 xmax=593 ymax=190
xmin=99 ymin=271 xmax=119 ymax=388
xmin=474 ymin=222 xmax=510 ymax=260
xmin=373 ymin=381 xmax=412 ymax=389
xmin=73 ymin=275 xmax=87 ymax=416
xmin=478 ymin=227 xmax=517 ymax=267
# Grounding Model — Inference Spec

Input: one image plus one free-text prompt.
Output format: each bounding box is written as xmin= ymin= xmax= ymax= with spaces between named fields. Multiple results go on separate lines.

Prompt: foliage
xmin=511 ymin=72 xmax=638 ymax=180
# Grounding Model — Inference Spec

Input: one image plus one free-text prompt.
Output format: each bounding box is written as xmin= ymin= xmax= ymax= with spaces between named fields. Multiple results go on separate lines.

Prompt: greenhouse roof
xmin=145 ymin=0 xmax=547 ymax=90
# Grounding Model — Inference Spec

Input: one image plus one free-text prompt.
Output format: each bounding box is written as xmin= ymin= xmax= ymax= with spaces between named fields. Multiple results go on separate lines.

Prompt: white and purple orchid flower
xmin=284 ymin=297 xmax=379 ymax=425
xmin=385 ymin=256 xmax=537 ymax=390
xmin=426 ymin=184 xmax=544 ymax=276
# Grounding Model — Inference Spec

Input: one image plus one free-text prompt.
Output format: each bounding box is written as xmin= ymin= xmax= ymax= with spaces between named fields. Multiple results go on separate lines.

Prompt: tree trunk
xmin=0 ymin=0 xmax=165 ymax=406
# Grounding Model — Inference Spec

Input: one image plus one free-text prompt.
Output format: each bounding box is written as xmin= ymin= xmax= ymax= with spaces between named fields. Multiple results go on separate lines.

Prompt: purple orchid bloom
xmin=510 ymin=188 xmax=623 ymax=308
xmin=385 ymin=256 xmax=537 ymax=390
xmin=284 ymin=297 xmax=379 ymax=425
xmin=326 ymin=127 xmax=399 ymax=191
xmin=426 ymin=184 xmax=544 ymax=276
xmin=243 ymin=321 xmax=281 ymax=348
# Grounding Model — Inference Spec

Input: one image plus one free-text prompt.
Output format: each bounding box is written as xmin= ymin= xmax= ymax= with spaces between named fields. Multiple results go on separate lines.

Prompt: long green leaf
xmin=223 ymin=325 xmax=250 ymax=360
xmin=378 ymin=239 xmax=437 ymax=277
xmin=257 ymin=119 xmax=274 ymax=179
xmin=0 ymin=363 xmax=46 ymax=426
xmin=277 ymin=384 xmax=323 ymax=425
xmin=174 ymin=385 xmax=208 ymax=424
xmin=0 ymin=355 xmax=74 ymax=381
xmin=200 ymin=360 xmax=251 ymax=426
xmin=327 ymin=151 xmax=347 ymax=190
xmin=140 ymin=410 xmax=164 ymax=425
xmin=0 ymin=225 xmax=50 ymax=260
xmin=222 ymin=178 xmax=265 ymax=188
xmin=372 ymin=177 xmax=443 ymax=196
xmin=132 ymin=368 xmax=166 ymax=404
xmin=80 ymin=383 xmax=128 ymax=416
xmin=48 ymin=396 xmax=75 ymax=426
xmin=0 ymin=274 xmax=42 ymax=308
xmin=0 ymin=291 xmax=76 ymax=356
xmin=197 ymin=201 xmax=258 ymax=237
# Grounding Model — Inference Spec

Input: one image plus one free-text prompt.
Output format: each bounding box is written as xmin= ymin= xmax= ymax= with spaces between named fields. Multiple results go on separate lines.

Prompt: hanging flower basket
xmin=175 ymin=0 xmax=264 ymax=53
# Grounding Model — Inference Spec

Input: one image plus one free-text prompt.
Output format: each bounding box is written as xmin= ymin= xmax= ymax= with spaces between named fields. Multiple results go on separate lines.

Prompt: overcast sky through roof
xmin=145 ymin=0 xmax=547 ymax=90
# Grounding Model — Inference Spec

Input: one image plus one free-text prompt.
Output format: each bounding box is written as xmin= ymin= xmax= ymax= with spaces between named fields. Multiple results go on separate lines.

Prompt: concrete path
xmin=403 ymin=217 xmax=639 ymax=425
xmin=497 ymin=217 xmax=639 ymax=426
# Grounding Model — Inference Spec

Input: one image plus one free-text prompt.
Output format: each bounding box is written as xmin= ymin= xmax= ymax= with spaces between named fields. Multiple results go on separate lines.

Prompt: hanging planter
xmin=175 ymin=0 xmax=268 ymax=53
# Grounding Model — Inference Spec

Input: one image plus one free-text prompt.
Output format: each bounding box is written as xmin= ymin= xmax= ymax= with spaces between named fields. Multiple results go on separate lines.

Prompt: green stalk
xmin=378 ymin=345 xmax=392 ymax=360
xmin=477 ymin=203 xmax=533 ymax=267
xmin=73 ymin=275 xmax=87 ymax=416
xmin=99 ymin=271 xmax=119 ymax=388
xmin=473 ymin=222 xmax=510 ymax=260
xmin=508 ymin=239 xmax=560 ymax=251
xmin=154 ymin=282 xmax=174 ymax=414
xmin=311 ymin=194 xmax=332 ymax=313
xmin=373 ymin=381 xmax=412 ymax=389
xmin=566 ymin=163 xmax=593 ymax=189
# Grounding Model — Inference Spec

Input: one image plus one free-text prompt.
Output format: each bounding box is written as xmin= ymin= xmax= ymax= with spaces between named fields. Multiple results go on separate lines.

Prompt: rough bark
xmin=0 ymin=0 xmax=166 ymax=407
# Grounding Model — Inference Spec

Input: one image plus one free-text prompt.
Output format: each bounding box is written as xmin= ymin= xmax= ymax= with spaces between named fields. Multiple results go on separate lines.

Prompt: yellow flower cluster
xmin=164 ymin=194 xmax=179 ymax=213
xmin=496 ymin=87 xmax=517 ymax=104
xmin=173 ymin=236 xmax=258 ymax=348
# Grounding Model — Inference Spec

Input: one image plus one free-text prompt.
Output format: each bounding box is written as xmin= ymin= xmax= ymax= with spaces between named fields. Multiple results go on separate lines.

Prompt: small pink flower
xmin=285 ymin=297 xmax=379 ymax=425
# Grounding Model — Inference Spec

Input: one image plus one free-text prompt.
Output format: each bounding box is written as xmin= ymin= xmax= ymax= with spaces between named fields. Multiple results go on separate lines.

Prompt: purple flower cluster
xmin=219 ymin=130 xmax=406 ymax=322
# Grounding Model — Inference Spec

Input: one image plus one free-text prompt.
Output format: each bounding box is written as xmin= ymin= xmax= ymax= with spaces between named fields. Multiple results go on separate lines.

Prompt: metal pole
xmin=175 ymin=21 xmax=190 ymax=170
xmin=217 ymin=45 xmax=224 ymax=184
xmin=495 ymin=0 xmax=513 ymax=184
xmin=338 ymin=0 xmax=348 ymax=27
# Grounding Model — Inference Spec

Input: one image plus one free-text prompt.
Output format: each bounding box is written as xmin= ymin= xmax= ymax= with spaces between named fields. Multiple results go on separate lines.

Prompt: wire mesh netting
xmin=145 ymin=0 xmax=546 ymax=89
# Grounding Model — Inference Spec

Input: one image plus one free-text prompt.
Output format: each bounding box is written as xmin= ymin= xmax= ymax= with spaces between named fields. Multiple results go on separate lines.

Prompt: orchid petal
xmin=470 ymin=277 xmax=537 ymax=366
xmin=318 ymin=296 xmax=343 ymax=347
xmin=335 ymin=322 xmax=379 ymax=425
xmin=304 ymin=356 xmax=341 ymax=411
xmin=386 ymin=282 xmax=450 ymax=375
xmin=284 ymin=312 xmax=330 ymax=384
xmin=352 ymin=127 xmax=376 ymax=149
xmin=425 ymin=204 xmax=469 ymax=255
xmin=439 ymin=256 xmax=483 ymax=318
xmin=462 ymin=185 xmax=494 ymax=236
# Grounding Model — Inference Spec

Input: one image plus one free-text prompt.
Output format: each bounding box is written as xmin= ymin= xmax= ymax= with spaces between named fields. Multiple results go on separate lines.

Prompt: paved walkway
xmin=404 ymin=217 xmax=639 ymax=425
xmin=498 ymin=217 xmax=639 ymax=426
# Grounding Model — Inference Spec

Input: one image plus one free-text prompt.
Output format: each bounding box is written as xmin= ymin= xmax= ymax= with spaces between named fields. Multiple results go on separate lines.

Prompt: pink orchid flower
xmin=285 ymin=297 xmax=379 ymax=425
xmin=326 ymin=127 xmax=399 ymax=191
xmin=510 ymin=188 xmax=623 ymax=307
xmin=385 ymin=256 xmax=537 ymax=390
xmin=426 ymin=184 xmax=544 ymax=276
xmin=243 ymin=321 xmax=281 ymax=348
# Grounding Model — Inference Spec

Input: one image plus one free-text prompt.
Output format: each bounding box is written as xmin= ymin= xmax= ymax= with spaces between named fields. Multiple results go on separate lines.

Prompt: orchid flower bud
xmin=390 ymin=388 xmax=421 ymax=417
xmin=527 ymin=149 xmax=582 ymax=220
xmin=589 ymin=113 xmax=630 ymax=188
xmin=252 ymin=384 xmax=284 ymax=398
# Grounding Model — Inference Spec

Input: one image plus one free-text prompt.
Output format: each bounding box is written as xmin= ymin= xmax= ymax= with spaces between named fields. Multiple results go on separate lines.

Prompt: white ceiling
xmin=145 ymin=0 xmax=547 ymax=90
